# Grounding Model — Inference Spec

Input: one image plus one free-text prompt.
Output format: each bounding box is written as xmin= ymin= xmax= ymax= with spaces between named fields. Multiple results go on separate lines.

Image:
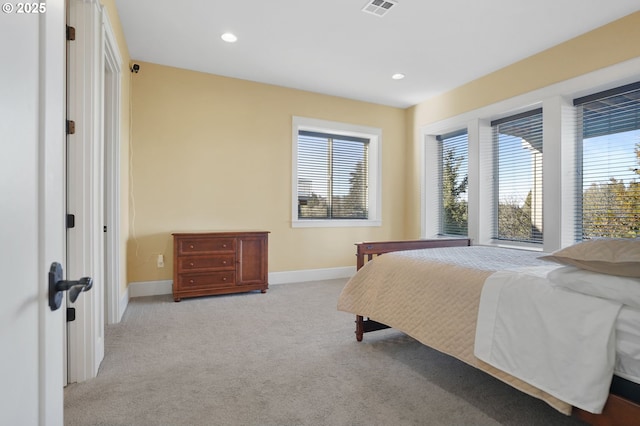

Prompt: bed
xmin=337 ymin=238 xmax=640 ymax=426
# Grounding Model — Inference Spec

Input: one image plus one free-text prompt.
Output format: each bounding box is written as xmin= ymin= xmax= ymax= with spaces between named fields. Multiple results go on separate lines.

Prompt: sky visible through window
xmin=497 ymin=134 xmax=538 ymax=205
xmin=298 ymin=135 xmax=365 ymax=197
xmin=583 ymin=130 xmax=639 ymax=188
xmin=300 ymin=123 xmax=638 ymax=221
xmin=298 ymin=135 xmax=329 ymax=197
xmin=496 ymin=131 xmax=639 ymax=204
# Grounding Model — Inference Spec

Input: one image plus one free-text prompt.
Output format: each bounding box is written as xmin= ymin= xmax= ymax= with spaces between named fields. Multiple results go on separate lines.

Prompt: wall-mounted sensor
xmin=130 ymin=63 xmax=140 ymax=73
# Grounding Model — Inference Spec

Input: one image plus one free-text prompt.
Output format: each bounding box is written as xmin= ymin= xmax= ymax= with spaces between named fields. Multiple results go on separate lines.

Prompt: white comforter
xmin=474 ymin=265 xmax=622 ymax=414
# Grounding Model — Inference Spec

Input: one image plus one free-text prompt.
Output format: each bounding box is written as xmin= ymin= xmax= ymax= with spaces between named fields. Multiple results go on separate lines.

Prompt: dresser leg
xmin=261 ymin=289 xmax=267 ymax=293
xmin=174 ymin=297 xmax=181 ymax=302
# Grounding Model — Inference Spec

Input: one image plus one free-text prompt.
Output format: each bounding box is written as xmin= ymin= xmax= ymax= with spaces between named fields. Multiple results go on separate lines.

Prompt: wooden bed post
xmin=355 ymin=315 xmax=364 ymax=342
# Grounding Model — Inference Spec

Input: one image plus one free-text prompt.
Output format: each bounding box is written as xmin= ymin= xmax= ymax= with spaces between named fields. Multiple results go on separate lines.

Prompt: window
xmin=574 ymin=82 xmax=640 ymax=240
xmin=292 ymin=117 xmax=381 ymax=227
xmin=297 ymin=131 xmax=369 ymax=219
xmin=437 ymin=130 xmax=468 ymax=236
xmin=491 ymin=109 xmax=544 ymax=244
xmin=420 ymin=60 xmax=638 ymax=250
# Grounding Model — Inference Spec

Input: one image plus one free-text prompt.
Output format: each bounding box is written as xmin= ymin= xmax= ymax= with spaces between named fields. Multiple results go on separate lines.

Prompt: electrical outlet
xmin=157 ymin=254 xmax=164 ymax=268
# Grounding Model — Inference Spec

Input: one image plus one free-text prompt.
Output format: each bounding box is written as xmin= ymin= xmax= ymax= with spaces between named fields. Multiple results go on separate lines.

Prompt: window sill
xmin=292 ymin=219 xmax=382 ymax=228
xmin=486 ymin=240 xmax=544 ymax=252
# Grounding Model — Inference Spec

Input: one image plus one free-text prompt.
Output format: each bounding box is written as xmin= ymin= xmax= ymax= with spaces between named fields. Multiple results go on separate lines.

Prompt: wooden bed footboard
xmin=350 ymin=238 xmax=640 ymax=426
xmin=354 ymin=238 xmax=470 ymax=341
xmin=354 ymin=238 xmax=471 ymax=341
xmin=355 ymin=238 xmax=471 ymax=270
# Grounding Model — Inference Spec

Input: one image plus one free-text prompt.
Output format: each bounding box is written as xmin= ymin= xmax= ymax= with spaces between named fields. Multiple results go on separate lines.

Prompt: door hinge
xmin=66 ymin=120 xmax=75 ymax=135
xmin=66 ymin=25 xmax=76 ymax=41
xmin=66 ymin=307 xmax=76 ymax=322
xmin=66 ymin=214 xmax=75 ymax=229
xmin=103 ymin=225 xmax=107 ymax=233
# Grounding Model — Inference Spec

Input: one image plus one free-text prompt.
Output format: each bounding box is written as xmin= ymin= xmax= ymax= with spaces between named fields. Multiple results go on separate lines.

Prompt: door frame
xmin=67 ymin=0 xmax=122 ymax=383
xmin=103 ymin=7 xmax=123 ymax=325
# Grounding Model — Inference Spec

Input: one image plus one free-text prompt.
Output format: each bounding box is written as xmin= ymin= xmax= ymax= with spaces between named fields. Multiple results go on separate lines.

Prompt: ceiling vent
xmin=361 ymin=0 xmax=397 ymax=17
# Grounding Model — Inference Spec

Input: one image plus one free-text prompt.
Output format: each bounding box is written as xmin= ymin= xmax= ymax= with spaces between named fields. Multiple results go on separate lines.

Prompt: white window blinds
xmin=437 ymin=129 xmax=468 ymax=236
xmin=491 ymin=109 xmax=544 ymax=244
xmin=574 ymin=81 xmax=640 ymax=240
xmin=297 ymin=130 xmax=369 ymax=220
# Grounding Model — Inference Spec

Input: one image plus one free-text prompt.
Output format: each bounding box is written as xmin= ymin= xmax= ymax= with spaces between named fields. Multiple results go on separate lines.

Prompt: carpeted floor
xmin=64 ymin=279 xmax=586 ymax=425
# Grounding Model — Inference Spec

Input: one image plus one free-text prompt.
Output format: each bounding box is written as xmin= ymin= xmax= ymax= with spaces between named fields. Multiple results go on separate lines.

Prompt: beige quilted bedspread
xmin=337 ymin=247 xmax=572 ymax=415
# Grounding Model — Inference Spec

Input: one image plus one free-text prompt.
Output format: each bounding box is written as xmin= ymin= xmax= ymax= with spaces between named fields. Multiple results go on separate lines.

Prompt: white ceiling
xmin=114 ymin=0 xmax=640 ymax=108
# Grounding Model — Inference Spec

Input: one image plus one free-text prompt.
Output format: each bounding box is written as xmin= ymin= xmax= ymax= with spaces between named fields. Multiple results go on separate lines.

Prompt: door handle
xmin=48 ymin=262 xmax=93 ymax=311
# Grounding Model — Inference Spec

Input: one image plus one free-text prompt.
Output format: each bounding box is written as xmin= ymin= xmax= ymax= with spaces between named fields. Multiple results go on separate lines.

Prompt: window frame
xmin=419 ymin=57 xmax=640 ymax=252
xmin=292 ymin=116 xmax=382 ymax=228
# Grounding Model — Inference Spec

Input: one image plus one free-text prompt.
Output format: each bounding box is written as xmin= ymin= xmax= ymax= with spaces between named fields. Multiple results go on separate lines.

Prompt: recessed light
xmin=391 ymin=73 xmax=405 ymax=80
xmin=221 ymin=32 xmax=238 ymax=43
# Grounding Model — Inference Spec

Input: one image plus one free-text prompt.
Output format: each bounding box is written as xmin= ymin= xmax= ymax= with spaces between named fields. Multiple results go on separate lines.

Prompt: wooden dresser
xmin=172 ymin=231 xmax=269 ymax=302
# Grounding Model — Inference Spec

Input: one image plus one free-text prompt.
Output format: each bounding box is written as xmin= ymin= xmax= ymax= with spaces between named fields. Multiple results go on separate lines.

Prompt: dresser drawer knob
xmin=189 ymin=244 xmax=194 ymax=249
xmin=222 ymin=260 xmax=227 ymax=265
xmin=189 ymin=262 xmax=194 ymax=267
xmin=189 ymin=279 xmax=194 ymax=284
xmin=222 ymin=277 xmax=227 ymax=281
xmin=222 ymin=244 xmax=227 ymax=248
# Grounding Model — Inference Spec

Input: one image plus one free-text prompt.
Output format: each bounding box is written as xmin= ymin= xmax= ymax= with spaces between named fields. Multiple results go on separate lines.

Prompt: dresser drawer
xmin=176 ymin=271 xmax=236 ymax=290
xmin=177 ymin=254 xmax=235 ymax=271
xmin=177 ymin=238 xmax=236 ymax=255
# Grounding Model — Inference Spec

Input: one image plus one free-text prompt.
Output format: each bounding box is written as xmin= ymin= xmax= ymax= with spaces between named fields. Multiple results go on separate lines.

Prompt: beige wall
xmin=101 ymin=0 xmax=131 ymax=294
xmin=404 ymin=11 xmax=640 ymax=238
xmin=127 ymin=64 xmax=406 ymax=283
xmin=121 ymin=8 xmax=640 ymax=285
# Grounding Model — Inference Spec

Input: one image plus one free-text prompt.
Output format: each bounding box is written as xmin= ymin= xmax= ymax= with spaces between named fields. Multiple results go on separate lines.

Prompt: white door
xmin=0 ymin=1 xmax=66 ymax=425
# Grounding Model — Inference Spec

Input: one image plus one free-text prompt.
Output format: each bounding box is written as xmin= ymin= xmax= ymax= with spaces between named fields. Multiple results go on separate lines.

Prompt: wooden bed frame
xmin=352 ymin=239 xmax=640 ymax=426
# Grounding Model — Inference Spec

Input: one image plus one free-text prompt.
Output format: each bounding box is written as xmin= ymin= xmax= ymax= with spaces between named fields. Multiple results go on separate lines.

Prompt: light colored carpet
xmin=64 ymin=279 xmax=585 ymax=426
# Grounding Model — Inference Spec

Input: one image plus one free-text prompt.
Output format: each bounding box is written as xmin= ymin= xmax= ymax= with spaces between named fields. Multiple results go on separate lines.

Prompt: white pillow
xmin=539 ymin=238 xmax=640 ymax=278
xmin=547 ymin=266 xmax=640 ymax=309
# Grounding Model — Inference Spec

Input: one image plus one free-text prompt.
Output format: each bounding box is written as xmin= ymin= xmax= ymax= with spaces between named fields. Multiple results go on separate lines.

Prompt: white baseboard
xmin=128 ymin=279 xmax=173 ymax=298
xmin=127 ymin=267 xmax=356 ymax=298
xmin=268 ymin=266 xmax=355 ymax=284
xmin=119 ymin=287 xmax=129 ymax=321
